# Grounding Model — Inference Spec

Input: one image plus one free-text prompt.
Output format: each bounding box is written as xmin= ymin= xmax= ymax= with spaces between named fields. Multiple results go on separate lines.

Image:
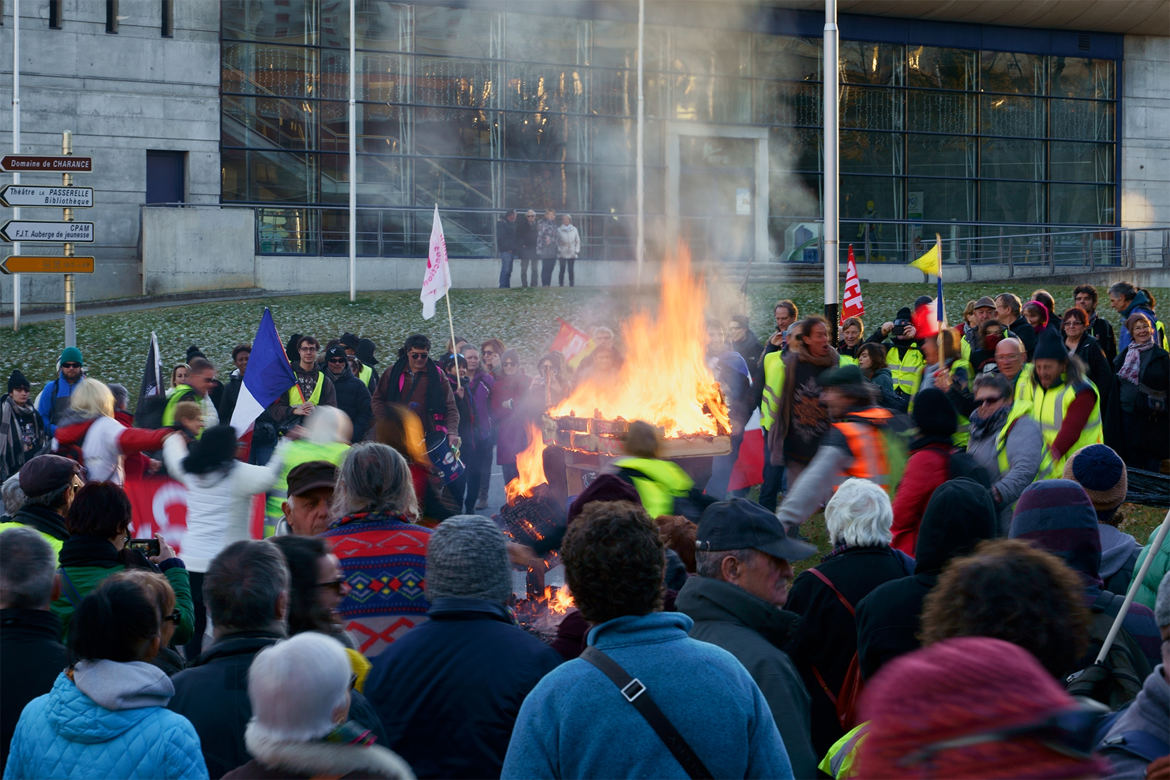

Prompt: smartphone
xmin=127 ymin=538 xmax=161 ymax=557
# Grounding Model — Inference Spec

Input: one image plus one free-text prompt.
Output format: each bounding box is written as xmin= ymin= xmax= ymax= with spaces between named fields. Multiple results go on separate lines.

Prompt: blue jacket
xmin=501 ymin=612 xmax=793 ymax=779
xmin=365 ymin=597 xmax=562 ymax=778
xmin=35 ymin=373 xmax=81 ymax=435
xmin=4 ymin=661 xmax=207 ymax=780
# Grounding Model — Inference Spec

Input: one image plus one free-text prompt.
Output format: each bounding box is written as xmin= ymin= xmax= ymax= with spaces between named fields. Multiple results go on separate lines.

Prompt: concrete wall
xmin=142 ymin=206 xmax=255 ymax=295
xmin=0 ymin=0 xmax=221 ymax=306
xmin=1121 ymin=35 xmax=1170 ymax=229
xmin=255 ymin=255 xmax=648 ymax=293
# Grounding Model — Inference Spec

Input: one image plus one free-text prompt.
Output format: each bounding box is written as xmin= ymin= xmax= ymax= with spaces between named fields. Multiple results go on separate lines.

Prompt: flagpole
xmin=347 ymin=0 xmax=356 ymax=303
xmin=443 ymin=291 xmax=461 ymax=392
xmin=823 ymin=0 xmax=840 ymax=342
xmin=935 ymin=233 xmax=944 ymax=366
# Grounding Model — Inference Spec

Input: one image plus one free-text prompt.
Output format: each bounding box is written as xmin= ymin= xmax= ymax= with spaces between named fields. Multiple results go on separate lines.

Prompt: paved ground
xmin=6 ymin=287 xmax=271 ymax=325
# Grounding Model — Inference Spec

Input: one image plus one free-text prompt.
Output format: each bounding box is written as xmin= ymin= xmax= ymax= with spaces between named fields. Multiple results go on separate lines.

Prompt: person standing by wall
xmin=556 ymin=213 xmax=580 ymax=287
xmin=496 ymin=209 xmax=517 ymax=289
xmin=537 ymin=208 xmax=559 ymax=287
xmin=516 ymin=210 xmax=538 ymax=288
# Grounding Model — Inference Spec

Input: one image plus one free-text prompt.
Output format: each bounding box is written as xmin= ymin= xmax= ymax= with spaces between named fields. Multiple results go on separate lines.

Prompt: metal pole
xmin=62 ymin=131 xmax=75 ymax=348
xmin=347 ymin=0 xmax=357 ymax=302
xmin=823 ymin=0 xmax=839 ymax=337
xmin=635 ymin=0 xmax=645 ymax=286
xmin=11 ymin=0 xmax=21 ymax=331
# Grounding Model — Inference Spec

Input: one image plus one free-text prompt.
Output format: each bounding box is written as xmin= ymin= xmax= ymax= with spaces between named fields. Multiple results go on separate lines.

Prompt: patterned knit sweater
xmin=322 ymin=510 xmax=432 ymax=658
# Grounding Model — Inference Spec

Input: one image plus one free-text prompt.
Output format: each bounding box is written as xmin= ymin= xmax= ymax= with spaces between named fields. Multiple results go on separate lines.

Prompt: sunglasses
xmin=62 ymin=362 xmax=82 ymax=369
xmin=482 ymin=349 xmax=496 ymax=356
xmin=976 ymin=396 xmax=1004 ymax=406
xmin=316 ymin=577 xmax=349 ymax=595
xmin=408 ymin=352 xmax=429 ymax=360
xmin=328 ymin=357 xmax=347 ymax=363
xmin=164 ymin=609 xmax=181 ymax=625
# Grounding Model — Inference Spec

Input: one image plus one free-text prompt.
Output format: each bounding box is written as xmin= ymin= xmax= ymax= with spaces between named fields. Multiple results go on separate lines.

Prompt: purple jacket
xmin=469 ymin=370 xmax=495 ymax=442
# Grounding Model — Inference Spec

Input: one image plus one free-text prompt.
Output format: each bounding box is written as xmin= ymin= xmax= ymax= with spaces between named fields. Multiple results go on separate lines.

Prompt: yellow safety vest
xmin=994 ymin=400 xmax=1034 ymax=475
xmin=289 ymin=371 xmax=325 ymax=406
xmin=264 ymin=439 xmax=350 ymax=536
xmin=819 ymin=723 xmax=869 ymax=779
xmin=950 ymin=358 xmax=972 ymax=449
xmin=0 ymin=522 xmax=64 ymax=555
xmin=760 ymin=351 xmax=784 ymax=432
xmin=1025 ymin=376 xmax=1103 ymax=480
xmin=886 ymin=345 xmax=924 ymax=397
xmin=612 ymin=456 xmax=694 ymax=519
xmin=161 ymin=384 xmax=197 ymax=427
xmin=357 ymin=363 xmax=374 ymax=387
xmin=1010 ymin=363 xmax=1034 ymax=406
xmin=838 ymin=354 xmax=858 ymax=367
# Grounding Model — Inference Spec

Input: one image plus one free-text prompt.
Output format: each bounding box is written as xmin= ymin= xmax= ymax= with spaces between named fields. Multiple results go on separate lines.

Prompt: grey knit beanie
xmin=426 ymin=515 xmax=512 ymax=603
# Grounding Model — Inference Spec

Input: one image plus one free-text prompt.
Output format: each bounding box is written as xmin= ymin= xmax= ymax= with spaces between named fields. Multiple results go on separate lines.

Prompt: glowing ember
xmin=548 ymin=245 xmax=730 ymax=437
xmin=505 ymin=424 xmax=548 ymax=504
xmin=545 ymin=585 xmax=575 ymax=615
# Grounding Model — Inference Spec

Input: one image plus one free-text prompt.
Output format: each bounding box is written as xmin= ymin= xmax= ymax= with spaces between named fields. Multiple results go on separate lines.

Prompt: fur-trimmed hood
xmin=240 ymin=723 xmax=416 ymax=780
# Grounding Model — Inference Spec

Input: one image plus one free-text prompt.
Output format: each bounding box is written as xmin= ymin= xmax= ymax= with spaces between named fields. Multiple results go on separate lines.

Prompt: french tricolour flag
xmin=230 ymin=308 xmax=297 ymax=436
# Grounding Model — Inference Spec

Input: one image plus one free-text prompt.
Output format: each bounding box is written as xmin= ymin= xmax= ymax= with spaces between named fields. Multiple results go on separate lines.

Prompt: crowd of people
xmin=0 ymin=277 xmax=1168 ymax=779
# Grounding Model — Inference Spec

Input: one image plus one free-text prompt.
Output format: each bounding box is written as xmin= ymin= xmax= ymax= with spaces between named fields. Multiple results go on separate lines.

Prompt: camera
xmin=127 ymin=538 xmax=161 ymax=557
xmin=892 ymin=319 xmax=911 ymax=337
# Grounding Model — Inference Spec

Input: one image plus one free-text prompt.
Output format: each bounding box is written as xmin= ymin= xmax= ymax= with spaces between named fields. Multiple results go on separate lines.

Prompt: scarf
xmin=968 ymin=404 xmax=1008 ymax=438
xmin=1118 ymin=339 xmax=1154 ymax=385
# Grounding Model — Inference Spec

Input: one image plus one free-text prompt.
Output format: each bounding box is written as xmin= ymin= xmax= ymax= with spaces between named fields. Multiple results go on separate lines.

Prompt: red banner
xmin=841 ymin=245 xmax=865 ymax=324
xmin=123 ymin=472 xmax=267 ymax=552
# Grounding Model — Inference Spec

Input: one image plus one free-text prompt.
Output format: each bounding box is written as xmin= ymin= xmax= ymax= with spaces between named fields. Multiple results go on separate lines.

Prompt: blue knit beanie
xmin=1062 ymin=445 xmax=1127 ymax=521
xmin=1009 ymin=480 xmax=1101 ymax=584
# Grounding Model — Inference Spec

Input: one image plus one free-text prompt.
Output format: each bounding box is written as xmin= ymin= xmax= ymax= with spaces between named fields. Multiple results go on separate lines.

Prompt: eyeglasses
xmin=299 ymin=345 xmax=317 ymax=352
xmin=164 ymin=609 xmax=181 ymax=625
xmin=976 ymin=396 xmax=1004 ymax=406
xmin=408 ymin=351 xmax=429 ymax=360
xmin=62 ymin=362 xmax=81 ymax=369
xmin=316 ymin=577 xmax=349 ymax=595
xmin=482 ymin=349 xmax=496 ymax=356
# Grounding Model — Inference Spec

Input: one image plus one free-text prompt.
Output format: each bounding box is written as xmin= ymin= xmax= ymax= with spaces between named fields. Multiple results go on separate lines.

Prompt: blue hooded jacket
xmin=4 ymin=660 xmax=207 ymax=780
xmin=1118 ymin=290 xmax=1159 ymax=351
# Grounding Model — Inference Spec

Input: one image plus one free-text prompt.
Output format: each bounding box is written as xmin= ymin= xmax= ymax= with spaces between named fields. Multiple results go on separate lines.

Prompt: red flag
xmin=728 ymin=409 xmax=764 ymax=491
xmin=549 ymin=318 xmax=594 ymax=367
xmin=841 ymin=245 xmax=864 ymax=324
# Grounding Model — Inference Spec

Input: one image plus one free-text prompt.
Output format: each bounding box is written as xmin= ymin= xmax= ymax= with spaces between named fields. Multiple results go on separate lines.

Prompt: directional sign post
xmin=0 ymin=155 xmax=93 ymax=173
xmin=0 ymin=220 xmax=95 ymax=243
xmin=0 ymin=185 xmax=93 ymax=208
xmin=0 ymin=256 xmax=95 ymax=274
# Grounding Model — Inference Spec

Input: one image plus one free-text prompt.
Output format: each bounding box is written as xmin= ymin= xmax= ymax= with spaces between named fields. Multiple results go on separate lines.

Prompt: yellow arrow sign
xmin=0 ymin=255 xmax=95 ymax=274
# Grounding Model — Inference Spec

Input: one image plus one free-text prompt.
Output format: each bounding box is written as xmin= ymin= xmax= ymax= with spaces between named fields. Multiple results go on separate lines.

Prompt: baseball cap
xmin=286 ymin=461 xmax=338 ymax=498
xmin=19 ymin=454 xmax=82 ymax=498
xmin=974 ymin=296 xmax=996 ymax=310
xmin=696 ymin=498 xmax=816 ymax=561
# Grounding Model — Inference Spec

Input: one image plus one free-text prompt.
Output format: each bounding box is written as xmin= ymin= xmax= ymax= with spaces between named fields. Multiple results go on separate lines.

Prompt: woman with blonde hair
xmin=52 ymin=378 xmax=172 ymax=484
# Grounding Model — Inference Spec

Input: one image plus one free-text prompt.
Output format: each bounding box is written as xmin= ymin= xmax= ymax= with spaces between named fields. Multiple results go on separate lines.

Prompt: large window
xmin=220 ymin=1 xmax=1119 ymax=260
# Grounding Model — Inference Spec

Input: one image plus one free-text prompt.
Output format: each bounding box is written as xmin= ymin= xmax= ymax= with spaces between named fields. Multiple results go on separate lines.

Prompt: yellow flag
xmin=909 ymin=243 xmax=940 ymax=276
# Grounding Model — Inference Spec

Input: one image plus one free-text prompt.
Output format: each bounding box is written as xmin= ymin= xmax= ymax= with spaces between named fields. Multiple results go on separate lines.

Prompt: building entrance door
xmin=666 ymin=125 xmax=768 ymax=265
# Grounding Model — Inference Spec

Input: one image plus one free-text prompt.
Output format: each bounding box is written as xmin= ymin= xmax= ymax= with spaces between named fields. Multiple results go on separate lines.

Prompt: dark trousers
xmin=502 ymin=463 xmax=519 ymax=484
xmin=184 ymin=571 xmax=208 ymax=661
xmin=558 ymin=257 xmax=576 ymax=286
xmin=758 ymin=436 xmax=786 ymax=512
xmin=498 ymin=251 xmax=514 ymax=288
xmin=463 ymin=442 xmax=492 ymax=513
xmin=519 ymin=254 xmax=537 ymax=286
xmin=540 ymin=257 xmax=556 ymax=286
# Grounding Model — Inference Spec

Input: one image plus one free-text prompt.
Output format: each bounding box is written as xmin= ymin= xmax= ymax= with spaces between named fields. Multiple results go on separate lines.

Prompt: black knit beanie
xmin=913 ymin=387 xmax=957 ymax=437
xmin=182 ymin=424 xmax=239 ymax=474
xmin=7 ymin=370 xmax=30 ymax=392
xmin=1033 ymin=329 xmax=1066 ymax=362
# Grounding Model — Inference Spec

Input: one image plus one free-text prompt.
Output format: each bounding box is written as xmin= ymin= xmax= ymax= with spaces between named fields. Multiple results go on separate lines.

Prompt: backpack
xmin=807 ymin=568 xmax=863 ymax=731
xmin=1065 ymin=591 xmax=1152 ymax=710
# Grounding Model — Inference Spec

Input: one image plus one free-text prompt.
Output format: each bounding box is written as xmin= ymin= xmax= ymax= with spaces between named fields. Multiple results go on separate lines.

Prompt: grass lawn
xmin=5 ymin=281 xmax=1167 ymax=408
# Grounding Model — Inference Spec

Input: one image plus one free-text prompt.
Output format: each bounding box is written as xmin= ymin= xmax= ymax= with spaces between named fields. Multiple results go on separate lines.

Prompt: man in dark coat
xmin=995 ymin=292 xmax=1038 ymax=358
xmin=675 ymin=499 xmax=819 ymax=779
xmin=323 ymin=345 xmax=372 ymax=442
xmin=0 ymin=528 xmax=69 ymax=767
xmin=515 ymin=209 xmax=538 ymax=288
xmin=0 ymin=454 xmax=81 ymax=553
xmin=169 ymin=541 xmax=386 ymax=779
xmin=371 ymin=334 xmax=459 ymax=448
xmin=783 ymin=478 xmax=914 ymax=757
xmin=364 ymin=515 xmax=562 ymax=779
xmin=855 ymin=478 xmax=996 ymax=680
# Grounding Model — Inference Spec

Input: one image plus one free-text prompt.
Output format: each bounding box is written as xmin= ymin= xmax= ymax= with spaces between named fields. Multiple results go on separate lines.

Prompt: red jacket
xmin=890 ymin=443 xmax=953 ymax=556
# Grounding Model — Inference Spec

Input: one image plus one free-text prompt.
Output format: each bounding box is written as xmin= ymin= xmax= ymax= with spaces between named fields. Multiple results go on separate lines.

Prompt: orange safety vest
xmin=833 ymin=406 xmax=895 ymax=490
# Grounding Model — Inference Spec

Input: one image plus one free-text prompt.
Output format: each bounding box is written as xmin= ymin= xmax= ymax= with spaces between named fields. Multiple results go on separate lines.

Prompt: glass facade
xmin=220 ymin=1 xmax=1120 ymax=263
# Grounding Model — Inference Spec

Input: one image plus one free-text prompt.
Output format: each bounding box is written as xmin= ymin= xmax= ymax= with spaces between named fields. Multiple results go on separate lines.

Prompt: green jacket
xmin=1131 ymin=525 xmax=1170 ymax=611
xmin=51 ymin=535 xmax=194 ymax=646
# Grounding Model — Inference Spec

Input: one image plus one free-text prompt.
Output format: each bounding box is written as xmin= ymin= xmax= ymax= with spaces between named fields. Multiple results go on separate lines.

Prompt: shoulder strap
xmin=1101 ymin=730 xmax=1170 ymax=763
xmin=57 ymin=567 xmax=84 ymax=608
xmin=808 ymin=567 xmax=855 ymax=616
xmin=579 ymin=646 xmax=714 ymax=780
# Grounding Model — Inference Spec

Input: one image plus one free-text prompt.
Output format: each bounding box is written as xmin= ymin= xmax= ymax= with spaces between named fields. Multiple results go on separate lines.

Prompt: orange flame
xmin=543 ymin=585 xmax=575 ymax=615
xmin=549 ymin=245 xmax=730 ymax=437
xmin=505 ymin=424 xmax=547 ymax=504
